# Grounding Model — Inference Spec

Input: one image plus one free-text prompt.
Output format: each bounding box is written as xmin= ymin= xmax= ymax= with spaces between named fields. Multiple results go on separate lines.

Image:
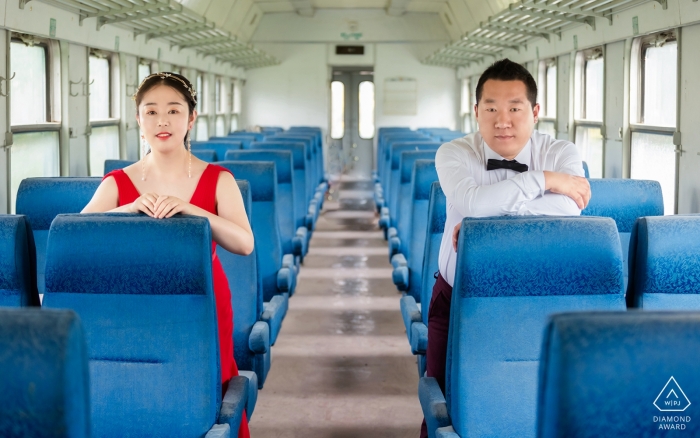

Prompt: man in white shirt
xmin=420 ymin=59 xmax=590 ymax=438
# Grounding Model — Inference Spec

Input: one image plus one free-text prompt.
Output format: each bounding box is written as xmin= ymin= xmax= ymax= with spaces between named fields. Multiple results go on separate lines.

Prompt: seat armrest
xmin=410 ymin=322 xmax=428 ymax=355
xmin=391 ymin=253 xmax=407 ymax=268
xmin=217 ymin=375 xmax=249 ymax=432
xmin=294 ymin=227 xmax=308 ymax=255
xmin=379 ymin=207 xmax=390 ymax=230
xmin=238 ymin=370 xmax=258 ymax=420
xmin=436 ymin=426 xmax=460 ymax=438
xmin=388 ymin=233 xmax=401 ymax=258
xmin=205 ymin=424 xmax=230 ymax=438
xmin=249 ymin=321 xmax=270 ymax=354
xmin=262 ymin=293 xmax=289 ymax=345
xmin=400 ymin=296 xmax=422 ymax=340
xmin=418 ymin=377 xmax=452 ymax=437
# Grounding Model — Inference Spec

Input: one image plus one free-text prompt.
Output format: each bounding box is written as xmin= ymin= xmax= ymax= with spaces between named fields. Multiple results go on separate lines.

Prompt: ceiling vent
xmin=336 ymin=46 xmax=365 ymax=55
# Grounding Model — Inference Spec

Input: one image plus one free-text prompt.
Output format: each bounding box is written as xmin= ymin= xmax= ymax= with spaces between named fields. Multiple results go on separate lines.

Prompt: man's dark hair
xmin=475 ymin=59 xmax=538 ymax=108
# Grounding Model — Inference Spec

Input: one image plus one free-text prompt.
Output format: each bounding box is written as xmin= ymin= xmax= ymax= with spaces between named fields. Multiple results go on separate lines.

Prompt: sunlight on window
xmin=359 ymin=81 xmax=375 ymax=139
xmin=216 ymin=115 xmax=226 ymax=137
xmin=585 ymin=58 xmax=603 ymax=121
xmin=575 ymin=126 xmax=603 ymax=178
xmin=89 ymin=56 xmax=111 ymax=120
xmin=538 ymin=120 xmax=556 ymax=137
xmin=138 ymin=63 xmax=151 ymax=84
xmin=196 ymin=117 xmax=208 ymax=141
xmin=631 ymin=132 xmax=675 ymax=214
xmin=10 ymin=42 xmax=47 ymax=125
xmin=546 ymin=64 xmax=557 ymax=118
xmin=642 ymin=42 xmax=677 ymax=126
xmin=230 ymin=114 xmax=239 ymax=133
xmin=331 ymin=81 xmax=344 ymax=139
xmin=90 ymin=125 xmax=120 ymax=176
xmin=11 ymin=132 xmax=60 ymax=212
xmin=196 ymin=74 xmax=204 ymax=114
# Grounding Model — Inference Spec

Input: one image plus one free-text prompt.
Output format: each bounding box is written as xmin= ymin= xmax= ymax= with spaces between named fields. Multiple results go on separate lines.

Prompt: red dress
xmin=105 ymin=164 xmax=250 ymax=438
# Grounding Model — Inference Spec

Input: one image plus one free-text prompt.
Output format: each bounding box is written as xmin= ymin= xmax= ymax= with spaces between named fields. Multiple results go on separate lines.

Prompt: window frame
xmin=537 ymin=58 xmax=557 ymax=133
xmin=460 ymin=78 xmax=472 ymax=134
xmin=572 ymin=47 xmax=604 ymax=178
xmin=87 ymin=49 xmax=120 ymax=176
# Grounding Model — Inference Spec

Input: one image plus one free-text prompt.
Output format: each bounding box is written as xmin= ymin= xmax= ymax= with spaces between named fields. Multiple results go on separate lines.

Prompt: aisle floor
xmin=249 ymin=178 xmax=422 ymax=438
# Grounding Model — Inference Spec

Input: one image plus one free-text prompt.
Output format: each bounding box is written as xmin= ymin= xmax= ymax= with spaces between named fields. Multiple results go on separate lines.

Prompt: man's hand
xmin=452 ymin=222 xmax=461 ymax=251
xmin=543 ymin=171 xmax=591 ymax=210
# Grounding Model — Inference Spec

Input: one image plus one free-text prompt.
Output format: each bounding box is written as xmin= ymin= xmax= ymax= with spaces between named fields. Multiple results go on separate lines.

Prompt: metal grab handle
xmin=0 ymin=72 xmax=16 ymax=97
xmin=69 ymin=78 xmax=83 ymax=97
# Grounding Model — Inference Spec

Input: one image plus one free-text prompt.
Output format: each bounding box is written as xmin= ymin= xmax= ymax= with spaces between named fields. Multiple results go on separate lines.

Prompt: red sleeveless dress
xmin=104 ymin=164 xmax=250 ymax=438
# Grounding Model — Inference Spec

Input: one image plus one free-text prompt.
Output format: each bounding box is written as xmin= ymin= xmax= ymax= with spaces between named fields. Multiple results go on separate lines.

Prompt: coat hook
xmin=83 ymin=79 xmax=94 ymax=96
xmin=0 ymin=72 xmax=16 ymax=97
xmin=69 ymin=78 xmax=83 ymax=97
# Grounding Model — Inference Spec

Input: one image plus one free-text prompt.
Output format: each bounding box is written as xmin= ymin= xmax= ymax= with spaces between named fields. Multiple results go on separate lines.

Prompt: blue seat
xmin=582 ymin=160 xmax=590 ymax=178
xmin=218 ymin=180 xmax=270 ymax=399
xmin=373 ymin=127 xmax=413 ymax=185
xmin=218 ymin=161 xmax=293 ymax=345
xmin=192 ymin=140 xmax=243 ymax=161
xmin=434 ymin=132 xmax=465 ymax=142
xmin=0 ymin=308 xmax=89 ymax=437
xmin=391 ymin=160 xmax=438 ymax=299
xmin=227 ymin=132 xmax=266 ymax=141
xmin=627 ymin=214 xmax=700 ymax=309
xmin=15 ymin=177 xmax=101 ymax=294
xmin=288 ymin=127 xmax=326 ymax=188
xmin=225 ymin=150 xmax=308 ymax=261
xmin=217 ymin=135 xmax=259 ymax=149
xmin=104 ymin=159 xmax=135 ymax=174
xmin=420 ymin=216 xmax=626 ymax=438
xmin=403 ymin=182 xmax=446 ymax=376
xmin=42 ymin=214 xmax=249 ymax=437
xmin=376 ymin=135 xmax=430 ymax=213
xmin=251 ymin=141 xmax=317 ymax=230
xmin=0 ymin=215 xmax=40 ymax=307
xmin=582 ymin=178 xmax=664 ymax=289
xmin=538 ymin=312 xmax=700 ymax=437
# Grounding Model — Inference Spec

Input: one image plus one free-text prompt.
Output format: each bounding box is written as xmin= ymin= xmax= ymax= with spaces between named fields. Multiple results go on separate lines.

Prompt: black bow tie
xmin=486 ymin=158 xmax=528 ymax=173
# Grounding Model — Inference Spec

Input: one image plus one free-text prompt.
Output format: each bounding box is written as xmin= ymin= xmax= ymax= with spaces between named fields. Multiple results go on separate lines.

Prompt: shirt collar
xmin=482 ymin=137 xmax=533 ymax=166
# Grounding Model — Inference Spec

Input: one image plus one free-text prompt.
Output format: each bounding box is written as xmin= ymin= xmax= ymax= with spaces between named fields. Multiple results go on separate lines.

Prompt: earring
xmin=187 ymin=131 xmax=192 ymax=178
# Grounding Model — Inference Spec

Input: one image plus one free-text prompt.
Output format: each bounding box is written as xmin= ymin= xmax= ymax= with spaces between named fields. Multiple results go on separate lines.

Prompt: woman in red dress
xmin=82 ymin=72 xmax=253 ymax=438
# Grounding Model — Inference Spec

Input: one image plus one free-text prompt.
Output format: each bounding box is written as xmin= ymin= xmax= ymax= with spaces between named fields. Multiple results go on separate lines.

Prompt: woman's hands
xmin=129 ymin=193 xmax=192 ymax=218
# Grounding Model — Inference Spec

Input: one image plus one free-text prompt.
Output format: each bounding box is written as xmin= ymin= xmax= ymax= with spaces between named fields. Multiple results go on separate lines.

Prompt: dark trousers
xmin=420 ymin=273 xmax=453 ymax=438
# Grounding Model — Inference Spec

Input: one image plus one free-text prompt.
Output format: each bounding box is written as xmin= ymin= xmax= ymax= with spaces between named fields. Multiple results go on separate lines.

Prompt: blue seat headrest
xmin=455 ymin=216 xmax=624 ymax=297
xmin=45 ymin=214 xmax=213 ymax=296
xmin=389 ymin=142 xmax=440 ymax=167
xmin=251 ymin=141 xmax=307 ymax=167
xmin=582 ymin=179 xmax=664 ymax=232
xmin=191 ymin=141 xmax=242 ymax=160
xmin=16 ymin=178 xmax=101 ymax=230
xmin=539 ymin=311 xmax=700 ymax=437
xmin=224 ymin=150 xmax=293 ymax=184
xmin=629 ymin=215 xmax=700 ymax=297
xmin=428 ymin=182 xmax=446 ymax=234
xmin=217 ymin=161 xmax=277 ymax=202
xmin=192 ymin=149 xmax=216 ymax=162
xmin=412 ymin=160 xmax=438 ymax=201
xmin=0 ymin=215 xmax=39 ymax=306
xmin=400 ymin=150 xmax=438 ymax=184
xmin=0 ymin=308 xmax=89 ymax=437
xmin=104 ymin=159 xmax=136 ymax=175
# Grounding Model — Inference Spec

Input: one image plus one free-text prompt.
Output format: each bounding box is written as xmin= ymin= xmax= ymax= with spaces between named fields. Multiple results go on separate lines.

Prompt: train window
xmin=138 ymin=61 xmax=151 ymax=84
xmin=573 ymin=48 xmax=604 ymax=178
xmin=330 ymin=81 xmax=344 ymax=139
xmin=195 ymin=73 xmax=208 ymax=140
xmin=9 ymin=39 xmax=60 ymax=212
xmin=88 ymin=51 xmax=119 ymax=176
xmin=215 ymin=77 xmax=225 ymax=137
xmin=358 ymin=81 xmax=375 ymax=139
xmin=537 ymin=59 xmax=556 ymax=137
xmin=631 ymin=32 xmax=678 ymax=214
xmin=231 ymin=80 xmax=241 ymax=133
xmin=89 ymin=55 xmax=110 ymax=120
xmin=460 ymin=78 xmax=472 ymax=134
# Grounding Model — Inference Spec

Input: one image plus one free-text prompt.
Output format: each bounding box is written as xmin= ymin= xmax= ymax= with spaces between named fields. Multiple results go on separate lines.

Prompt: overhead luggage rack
xmin=423 ymin=0 xmax=663 ymax=68
xmin=21 ymin=0 xmax=279 ymax=69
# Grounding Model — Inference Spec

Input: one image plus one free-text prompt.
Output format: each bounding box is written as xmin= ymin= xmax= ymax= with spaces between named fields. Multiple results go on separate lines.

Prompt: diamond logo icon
xmin=654 ymin=377 xmax=691 ymax=412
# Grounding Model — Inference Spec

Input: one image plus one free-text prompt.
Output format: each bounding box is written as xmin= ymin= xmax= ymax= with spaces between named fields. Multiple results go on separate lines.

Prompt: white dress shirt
xmin=436 ymin=130 xmax=585 ymax=286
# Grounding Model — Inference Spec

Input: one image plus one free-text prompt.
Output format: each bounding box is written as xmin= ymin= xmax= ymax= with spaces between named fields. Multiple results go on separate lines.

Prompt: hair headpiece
xmin=132 ymin=72 xmax=197 ymax=104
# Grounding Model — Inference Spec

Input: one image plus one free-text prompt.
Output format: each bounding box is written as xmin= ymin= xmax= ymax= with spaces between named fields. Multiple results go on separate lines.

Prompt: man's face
xmin=474 ymin=79 xmax=540 ymax=160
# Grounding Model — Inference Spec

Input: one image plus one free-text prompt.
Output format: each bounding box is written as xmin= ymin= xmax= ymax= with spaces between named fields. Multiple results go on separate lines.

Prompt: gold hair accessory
xmin=132 ymin=72 xmax=197 ymax=104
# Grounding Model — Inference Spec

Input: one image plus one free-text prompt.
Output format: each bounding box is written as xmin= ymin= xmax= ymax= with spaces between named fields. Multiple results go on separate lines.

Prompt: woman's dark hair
xmin=134 ymin=72 xmax=197 ymax=116
xmin=475 ymin=59 xmax=538 ymax=108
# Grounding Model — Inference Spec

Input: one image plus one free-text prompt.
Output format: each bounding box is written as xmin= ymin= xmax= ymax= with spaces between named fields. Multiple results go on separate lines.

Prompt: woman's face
xmin=137 ymin=84 xmax=196 ymax=153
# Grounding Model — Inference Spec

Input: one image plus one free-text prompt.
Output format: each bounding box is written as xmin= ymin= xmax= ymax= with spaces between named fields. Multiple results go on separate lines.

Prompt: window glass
xmin=545 ymin=64 xmax=557 ymax=118
xmin=330 ymin=81 xmax=344 ymax=139
xmin=463 ymin=115 xmax=472 ymax=134
xmin=538 ymin=120 xmax=556 ymax=138
xmin=233 ymin=80 xmax=241 ymax=114
xmin=584 ymin=58 xmax=603 ymax=121
xmin=358 ymin=81 xmax=375 ymax=139
xmin=196 ymin=74 xmax=204 ymax=114
xmin=460 ymin=78 xmax=470 ymax=114
xmin=574 ymin=126 xmax=603 ymax=178
xmin=11 ymin=131 xmax=60 ymax=212
xmin=631 ymin=132 xmax=675 ymax=214
xmin=642 ymin=42 xmax=677 ymax=126
xmin=216 ymin=78 xmax=222 ymax=113
xmin=89 ymin=56 xmax=111 ymax=120
xmin=216 ymin=115 xmax=226 ymax=137
xmin=196 ymin=117 xmax=208 ymax=141
xmin=230 ymin=114 xmax=239 ymax=133
xmin=90 ymin=125 xmax=119 ymax=176
xmin=138 ymin=63 xmax=151 ymax=84
xmin=10 ymin=42 xmax=47 ymax=125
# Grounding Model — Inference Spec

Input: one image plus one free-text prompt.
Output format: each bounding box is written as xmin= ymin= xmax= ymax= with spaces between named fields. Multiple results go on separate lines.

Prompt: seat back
xmin=386 ymin=142 xmax=440 ymax=212
xmin=405 ymin=160 xmax=438 ymax=302
xmin=288 ymin=127 xmax=323 ymax=180
xmin=395 ymin=150 xmax=438 ymax=246
xmin=420 ymin=183 xmax=446 ymax=324
xmin=447 ymin=216 xmax=626 ymax=438
xmin=251 ymin=141 xmax=310 ymax=213
xmin=538 ymin=312 xmax=700 ymax=437
xmin=42 ymin=214 xmax=220 ymax=438
xmin=192 ymin=140 xmax=243 ymax=161
xmin=225 ymin=150 xmax=297 ymax=254
xmin=104 ymin=159 xmax=135 ymax=175
xmin=627 ymin=215 xmax=700 ymax=309
xmin=218 ymin=161 xmax=284 ymax=302
xmin=0 ymin=308 xmax=90 ymax=437
xmin=380 ymin=135 xmax=429 ymax=186
xmin=266 ymin=135 xmax=317 ymax=193
xmin=0 ymin=215 xmax=40 ymax=307
xmin=215 ymin=134 xmax=260 ymax=149
xmin=582 ymin=179 xmax=664 ymax=288
xmin=16 ymin=177 xmax=101 ymax=294
xmin=217 ymin=181 xmax=264 ymax=372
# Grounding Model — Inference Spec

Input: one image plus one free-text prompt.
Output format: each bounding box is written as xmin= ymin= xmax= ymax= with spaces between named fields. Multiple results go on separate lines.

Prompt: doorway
xmin=329 ymin=67 xmax=374 ymax=179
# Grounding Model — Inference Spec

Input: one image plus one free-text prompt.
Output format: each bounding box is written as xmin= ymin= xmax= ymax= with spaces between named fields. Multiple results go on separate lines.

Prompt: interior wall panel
xmin=678 ymin=23 xmax=700 ymax=213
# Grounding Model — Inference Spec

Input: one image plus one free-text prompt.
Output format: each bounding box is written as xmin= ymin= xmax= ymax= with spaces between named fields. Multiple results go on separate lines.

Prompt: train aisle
xmin=250 ymin=177 xmax=422 ymax=438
